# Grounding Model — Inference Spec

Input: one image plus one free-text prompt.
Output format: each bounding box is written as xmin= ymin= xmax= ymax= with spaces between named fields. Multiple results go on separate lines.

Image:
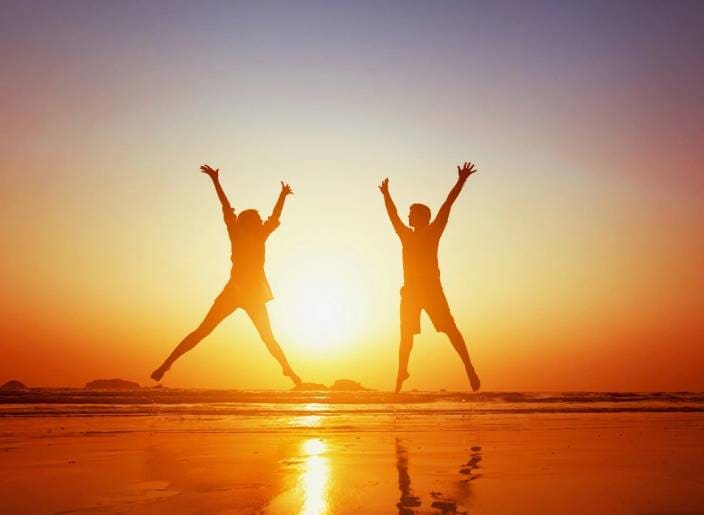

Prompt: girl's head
xmin=237 ymin=209 xmax=262 ymax=232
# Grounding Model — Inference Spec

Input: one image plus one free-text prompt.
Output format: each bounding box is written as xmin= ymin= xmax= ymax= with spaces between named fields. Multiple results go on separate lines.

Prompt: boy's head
xmin=408 ymin=203 xmax=431 ymax=228
xmin=237 ymin=209 xmax=262 ymax=231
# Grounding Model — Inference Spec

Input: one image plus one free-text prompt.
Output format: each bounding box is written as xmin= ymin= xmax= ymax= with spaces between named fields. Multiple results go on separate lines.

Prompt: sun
xmin=277 ymin=272 xmax=364 ymax=352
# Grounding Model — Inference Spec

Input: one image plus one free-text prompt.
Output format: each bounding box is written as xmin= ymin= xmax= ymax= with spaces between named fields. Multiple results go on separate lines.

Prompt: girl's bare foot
xmin=151 ymin=364 xmax=169 ymax=382
xmin=467 ymin=367 xmax=480 ymax=392
xmin=284 ymin=368 xmax=302 ymax=386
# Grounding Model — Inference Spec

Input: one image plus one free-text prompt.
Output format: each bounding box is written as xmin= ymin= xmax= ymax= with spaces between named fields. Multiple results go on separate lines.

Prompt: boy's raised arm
xmin=379 ymin=178 xmax=410 ymax=237
xmin=433 ymin=161 xmax=477 ymax=231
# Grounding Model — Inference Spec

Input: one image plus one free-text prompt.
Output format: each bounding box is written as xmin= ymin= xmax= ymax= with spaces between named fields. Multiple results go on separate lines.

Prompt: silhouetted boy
xmin=379 ymin=162 xmax=480 ymax=393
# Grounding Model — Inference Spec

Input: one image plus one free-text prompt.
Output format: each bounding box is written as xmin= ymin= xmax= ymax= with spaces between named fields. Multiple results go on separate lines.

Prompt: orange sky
xmin=1 ymin=2 xmax=703 ymax=391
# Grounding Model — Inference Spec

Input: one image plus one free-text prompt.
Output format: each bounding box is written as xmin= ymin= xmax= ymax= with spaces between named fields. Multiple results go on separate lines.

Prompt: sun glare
xmin=278 ymin=272 xmax=365 ymax=352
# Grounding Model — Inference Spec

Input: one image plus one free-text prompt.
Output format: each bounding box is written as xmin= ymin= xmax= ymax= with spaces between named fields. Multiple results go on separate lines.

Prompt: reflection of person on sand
xmin=395 ymin=438 xmax=421 ymax=514
xmin=395 ymin=437 xmax=481 ymax=513
xmin=379 ymin=163 xmax=481 ymax=393
xmin=151 ymin=164 xmax=302 ymax=386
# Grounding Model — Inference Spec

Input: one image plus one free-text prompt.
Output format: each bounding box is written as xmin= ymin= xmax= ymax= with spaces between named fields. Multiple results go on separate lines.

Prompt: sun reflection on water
xmin=288 ymin=404 xmax=328 ymax=428
xmin=301 ymin=438 xmax=330 ymax=515
xmin=292 ymin=415 xmax=322 ymax=427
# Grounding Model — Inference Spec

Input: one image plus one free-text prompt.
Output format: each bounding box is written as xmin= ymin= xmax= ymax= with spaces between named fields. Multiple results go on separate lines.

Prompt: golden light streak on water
xmin=300 ymin=438 xmax=330 ymax=515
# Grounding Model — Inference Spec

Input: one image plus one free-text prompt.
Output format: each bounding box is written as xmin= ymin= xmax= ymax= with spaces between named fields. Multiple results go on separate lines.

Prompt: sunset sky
xmin=1 ymin=1 xmax=703 ymax=391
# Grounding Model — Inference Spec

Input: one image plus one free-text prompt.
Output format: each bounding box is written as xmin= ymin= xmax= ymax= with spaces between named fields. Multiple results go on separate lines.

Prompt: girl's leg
xmin=151 ymin=288 xmax=237 ymax=381
xmin=245 ymin=303 xmax=302 ymax=386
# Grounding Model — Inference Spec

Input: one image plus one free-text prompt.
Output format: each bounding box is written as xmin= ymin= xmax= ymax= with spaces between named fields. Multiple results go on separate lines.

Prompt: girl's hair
xmin=236 ymin=209 xmax=261 ymax=231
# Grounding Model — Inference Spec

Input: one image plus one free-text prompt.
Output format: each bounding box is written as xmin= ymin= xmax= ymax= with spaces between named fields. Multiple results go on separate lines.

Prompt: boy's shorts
xmin=400 ymin=283 xmax=456 ymax=336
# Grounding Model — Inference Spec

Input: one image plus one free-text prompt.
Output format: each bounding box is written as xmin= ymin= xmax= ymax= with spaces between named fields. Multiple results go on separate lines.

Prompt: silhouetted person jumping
xmin=151 ymin=164 xmax=302 ymax=386
xmin=379 ymin=162 xmax=480 ymax=393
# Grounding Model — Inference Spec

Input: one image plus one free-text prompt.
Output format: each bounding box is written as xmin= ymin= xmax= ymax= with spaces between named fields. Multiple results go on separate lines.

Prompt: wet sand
xmin=1 ymin=409 xmax=703 ymax=514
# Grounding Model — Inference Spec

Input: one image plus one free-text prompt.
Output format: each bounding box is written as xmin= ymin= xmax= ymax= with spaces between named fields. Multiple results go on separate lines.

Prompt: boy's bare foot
xmin=151 ymin=365 xmax=169 ymax=382
xmin=467 ymin=367 xmax=480 ymax=392
xmin=395 ymin=370 xmax=410 ymax=393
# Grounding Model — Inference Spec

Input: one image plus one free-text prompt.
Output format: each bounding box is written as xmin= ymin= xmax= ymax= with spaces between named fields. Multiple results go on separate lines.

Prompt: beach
xmin=1 ymin=391 xmax=703 ymax=514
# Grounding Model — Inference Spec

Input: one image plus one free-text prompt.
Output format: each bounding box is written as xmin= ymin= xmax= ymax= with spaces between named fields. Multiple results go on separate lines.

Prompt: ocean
xmin=2 ymin=389 xmax=702 ymax=417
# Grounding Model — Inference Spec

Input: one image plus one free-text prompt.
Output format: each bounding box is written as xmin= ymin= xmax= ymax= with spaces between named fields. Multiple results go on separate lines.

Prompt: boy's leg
xmin=396 ymin=331 xmax=414 ymax=393
xmin=426 ymin=288 xmax=480 ymax=392
xmin=151 ymin=287 xmax=237 ymax=381
xmin=397 ymin=287 xmax=420 ymax=393
xmin=244 ymin=303 xmax=302 ymax=386
xmin=444 ymin=324 xmax=480 ymax=392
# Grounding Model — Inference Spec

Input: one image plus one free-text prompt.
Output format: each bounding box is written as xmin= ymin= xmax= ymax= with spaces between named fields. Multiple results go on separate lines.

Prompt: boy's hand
xmin=378 ymin=178 xmax=390 ymax=195
xmin=200 ymin=164 xmax=219 ymax=179
xmin=457 ymin=162 xmax=477 ymax=181
xmin=280 ymin=181 xmax=294 ymax=196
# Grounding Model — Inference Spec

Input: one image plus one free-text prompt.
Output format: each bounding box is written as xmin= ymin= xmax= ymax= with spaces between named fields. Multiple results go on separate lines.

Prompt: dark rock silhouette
xmin=85 ymin=378 xmax=140 ymax=390
xmin=329 ymin=379 xmax=370 ymax=391
xmin=1 ymin=380 xmax=27 ymax=390
xmin=292 ymin=382 xmax=328 ymax=391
